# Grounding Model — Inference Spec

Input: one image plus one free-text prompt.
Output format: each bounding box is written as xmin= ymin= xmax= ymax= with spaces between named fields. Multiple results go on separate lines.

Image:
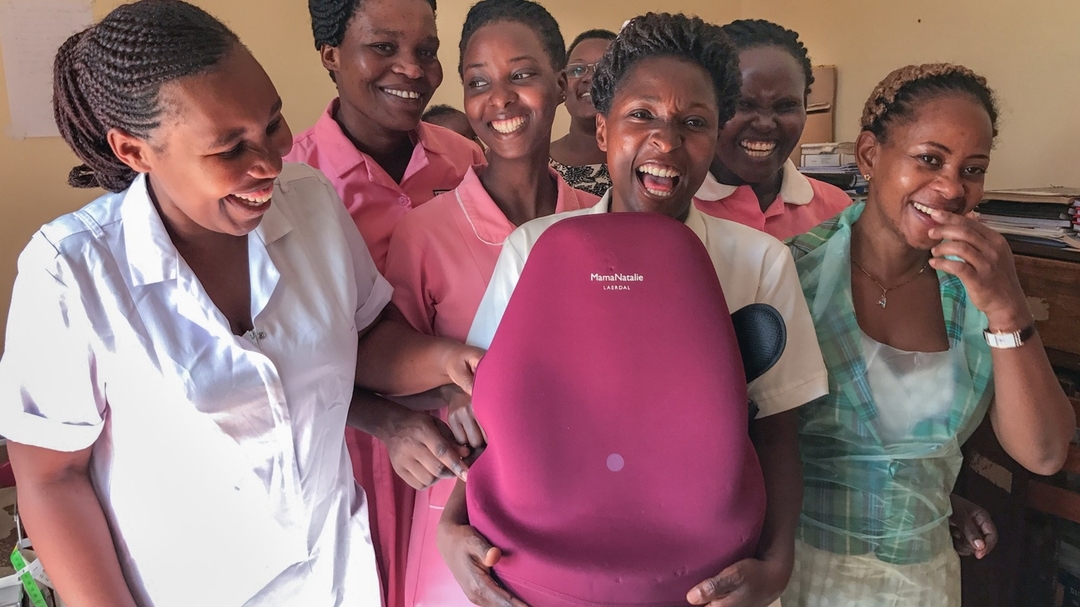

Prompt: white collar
xmin=694 ymin=159 xmax=815 ymax=206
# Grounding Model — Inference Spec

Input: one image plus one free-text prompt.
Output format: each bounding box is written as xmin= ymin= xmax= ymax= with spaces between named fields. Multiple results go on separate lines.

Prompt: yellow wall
xmin=1 ymin=0 xmax=1078 ymax=349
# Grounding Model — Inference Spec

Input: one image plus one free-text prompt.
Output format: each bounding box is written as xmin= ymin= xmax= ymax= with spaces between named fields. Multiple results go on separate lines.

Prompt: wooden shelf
xmin=1023 ymin=480 xmax=1080 ymax=525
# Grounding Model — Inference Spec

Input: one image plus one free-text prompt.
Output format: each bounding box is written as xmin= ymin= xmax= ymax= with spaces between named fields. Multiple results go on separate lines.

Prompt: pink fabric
xmin=467 ymin=213 xmax=767 ymax=607
xmin=694 ymin=176 xmax=851 ymax=241
xmin=285 ymin=99 xmax=482 ymax=607
xmin=285 ymin=98 xmax=485 ymax=272
xmin=384 ymin=166 xmax=597 ymax=607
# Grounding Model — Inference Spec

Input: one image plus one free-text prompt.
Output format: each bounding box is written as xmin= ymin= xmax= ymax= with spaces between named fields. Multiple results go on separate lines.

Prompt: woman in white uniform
xmin=0 ymin=1 xmax=479 ymax=605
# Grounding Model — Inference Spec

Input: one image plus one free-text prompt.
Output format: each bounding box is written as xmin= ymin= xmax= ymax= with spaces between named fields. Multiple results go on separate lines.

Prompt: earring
xmin=863 ymin=173 xmax=872 ymax=181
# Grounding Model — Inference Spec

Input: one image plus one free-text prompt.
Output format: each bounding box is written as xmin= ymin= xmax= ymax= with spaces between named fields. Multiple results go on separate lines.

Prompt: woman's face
xmin=563 ymin=37 xmax=611 ymax=121
xmin=130 ymin=45 xmax=292 ymax=237
xmin=324 ymin=0 xmax=442 ymax=136
xmin=714 ymin=46 xmax=806 ymax=183
xmin=859 ymin=94 xmax=993 ymax=250
xmin=462 ymin=21 xmax=564 ymax=162
xmin=597 ymin=56 xmax=719 ymax=220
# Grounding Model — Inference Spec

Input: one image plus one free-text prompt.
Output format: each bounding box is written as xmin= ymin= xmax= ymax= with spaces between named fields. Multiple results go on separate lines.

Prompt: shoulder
xmin=510 ymin=205 xmax=599 ymax=250
xmin=786 ymin=202 xmax=861 ymax=262
xmin=418 ymin=122 xmax=484 ymax=160
xmin=807 ymin=177 xmax=855 ymax=211
xmin=700 ymin=212 xmax=790 ymax=263
xmin=31 ymin=190 xmax=127 ymax=274
xmin=283 ymin=123 xmax=321 ymax=164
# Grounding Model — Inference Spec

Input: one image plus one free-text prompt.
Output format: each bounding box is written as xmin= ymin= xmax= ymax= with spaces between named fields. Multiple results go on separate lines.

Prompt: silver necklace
xmin=850 ymin=255 xmax=929 ymax=309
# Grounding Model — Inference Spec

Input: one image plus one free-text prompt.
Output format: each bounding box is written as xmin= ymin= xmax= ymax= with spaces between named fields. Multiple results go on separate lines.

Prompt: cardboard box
xmin=791 ymin=65 xmax=837 ymax=165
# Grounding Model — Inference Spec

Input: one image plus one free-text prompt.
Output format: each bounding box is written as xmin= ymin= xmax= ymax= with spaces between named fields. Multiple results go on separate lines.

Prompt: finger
xmin=929 ymin=208 xmax=996 ymax=237
xmin=931 ymin=241 xmax=990 ymax=274
xmin=928 ymin=257 xmax=978 ymax=283
xmin=403 ymin=458 xmax=439 ymax=488
xmin=464 ymin=565 xmax=530 ymax=607
xmin=427 ymin=433 xmax=470 ymax=481
xmin=687 ymin=569 xmax=742 ymax=604
xmin=962 ymin=519 xmax=986 ymax=555
xmin=448 ymin=416 xmax=471 ymax=446
xmin=976 ymin=514 xmax=999 ymax=554
xmin=462 ymin=412 xmax=487 ymax=449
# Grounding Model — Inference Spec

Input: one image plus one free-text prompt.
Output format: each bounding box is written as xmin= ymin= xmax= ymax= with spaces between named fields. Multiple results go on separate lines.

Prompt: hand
xmin=950 ymin=493 xmax=998 ymax=559
xmin=443 ymin=384 xmax=487 ymax=449
xmin=927 ymin=210 xmax=1031 ymax=331
xmin=384 ymin=409 xmax=471 ymax=489
xmin=436 ymin=520 xmax=529 ymax=607
xmin=687 ymin=557 xmax=788 ymax=607
xmin=443 ymin=343 xmax=485 ymax=396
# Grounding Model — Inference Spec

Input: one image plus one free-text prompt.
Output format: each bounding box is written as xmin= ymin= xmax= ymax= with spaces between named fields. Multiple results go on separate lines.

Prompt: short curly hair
xmin=309 ymin=0 xmax=437 ymax=50
xmin=457 ymin=0 xmax=566 ymax=76
xmin=53 ymin=0 xmax=239 ymax=192
xmin=861 ymin=63 xmax=1000 ymax=143
xmin=567 ymin=28 xmax=616 ymax=58
xmin=720 ymin=19 xmax=814 ymax=98
xmin=590 ymin=13 xmax=740 ymax=127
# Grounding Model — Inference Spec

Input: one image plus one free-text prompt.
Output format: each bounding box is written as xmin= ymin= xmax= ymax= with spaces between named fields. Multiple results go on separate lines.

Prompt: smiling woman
xmin=693 ymin=19 xmax=852 ymax=240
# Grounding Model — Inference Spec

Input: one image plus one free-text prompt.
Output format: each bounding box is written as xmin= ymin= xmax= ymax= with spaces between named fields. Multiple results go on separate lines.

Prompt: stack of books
xmin=976 ymin=187 xmax=1080 ymax=251
xmin=797 ymin=142 xmax=867 ymax=197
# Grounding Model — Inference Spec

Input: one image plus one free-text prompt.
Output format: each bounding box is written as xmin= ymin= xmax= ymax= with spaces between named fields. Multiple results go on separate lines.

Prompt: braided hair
xmin=309 ymin=0 xmax=437 ymax=50
xmin=52 ymin=0 xmax=239 ymax=192
xmin=861 ymin=63 xmax=1000 ymax=143
xmin=591 ymin=13 xmax=741 ymax=126
xmin=567 ymin=29 xmax=616 ymax=58
xmin=458 ymin=0 xmax=567 ymax=76
xmin=720 ymin=19 xmax=813 ymax=98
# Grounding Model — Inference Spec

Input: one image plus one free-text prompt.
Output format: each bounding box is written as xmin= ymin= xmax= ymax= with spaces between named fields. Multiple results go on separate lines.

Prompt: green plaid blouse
xmin=787 ymin=203 xmax=994 ymax=565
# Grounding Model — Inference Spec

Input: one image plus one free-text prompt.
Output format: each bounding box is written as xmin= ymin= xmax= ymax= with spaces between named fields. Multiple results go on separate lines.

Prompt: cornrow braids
xmin=861 ymin=63 xmax=1000 ymax=142
xmin=591 ymin=13 xmax=741 ymax=126
xmin=567 ymin=29 xmax=616 ymax=58
xmin=720 ymin=19 xmax=813 ymax=98
xmin=458 ymin=0 xmax=567 ymax=76
xmin=52 ymin=0 xmax=239 ymax=192
xmin=309 ymin=0 xmax=437 ymax=50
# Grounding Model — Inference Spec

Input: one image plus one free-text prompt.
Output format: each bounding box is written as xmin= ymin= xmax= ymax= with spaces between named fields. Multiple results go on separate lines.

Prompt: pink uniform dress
xmin=467 ymin=212 xmax=767 ymax=607
xmin=285 ymin=98 xmax=484 ymax=607
xmin=693 ymin=159 xmax=852 ymax=241
xmin=384 ymin=165 xmax=597 ymax=607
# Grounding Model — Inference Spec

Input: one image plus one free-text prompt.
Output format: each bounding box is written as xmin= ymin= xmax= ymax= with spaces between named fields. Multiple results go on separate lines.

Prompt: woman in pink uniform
xmin=693 ymin=20 xmax=851 ymax=240
xmin=286 ymin=1 xmax=484 ymax=605
xmin=377 ymin=1 xmax=597 ymax=605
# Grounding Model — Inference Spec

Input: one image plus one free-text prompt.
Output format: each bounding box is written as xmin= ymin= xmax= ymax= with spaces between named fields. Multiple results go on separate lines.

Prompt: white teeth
xmin=491 ymin=116 xmax=526 ymax=134
xmin=913 ymin=202 xmax=936 ymax=215
xmin=637 ymin=164 xmax=681 ymax=178
xmin=644 ymin=187 xmax=674 ymax=198
xmin=740 ymin=140 xmax=777 ymax=158
xmin=233 ymin=190 xmax=272 ymax=205
xmin=384 ymin=88 xmax=421 ymax=100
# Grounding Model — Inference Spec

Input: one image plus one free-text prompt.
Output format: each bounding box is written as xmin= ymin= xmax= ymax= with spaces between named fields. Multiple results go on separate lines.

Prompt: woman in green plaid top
xmin=782 ymin=64 xmax=1075 ymax=607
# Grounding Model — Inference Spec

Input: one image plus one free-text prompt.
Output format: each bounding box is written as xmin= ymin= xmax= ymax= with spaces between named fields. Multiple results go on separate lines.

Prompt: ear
xmin=854 ymin=130 xmax=879 ymax=180
xmin=319 ymin=44 xmax=341 ymax=76
xmin=595 ymin=112 xmax=608 ymax=153
xmin=555 ymin=70 xmax=568 ymax=106
xmin=107 ymin=127 xmax=155 ymax=174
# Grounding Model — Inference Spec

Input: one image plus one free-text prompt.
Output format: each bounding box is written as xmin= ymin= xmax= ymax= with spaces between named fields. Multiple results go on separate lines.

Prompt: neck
xmin=550 ymin=115 xmax=606 ymax=165
xmin=480 ymin=153 xmax=558 ymax=227
xmin=333 ymin=100 xmax=414 ymax=161
xmin=850 ymin=207 xmax=931 ymax=283
xmin=709 ymin=156 xmax=783 ymax=213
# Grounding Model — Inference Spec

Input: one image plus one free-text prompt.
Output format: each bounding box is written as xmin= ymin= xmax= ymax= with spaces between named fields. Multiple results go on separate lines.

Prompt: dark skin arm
xmin=437 ymin=479 xmax=529 ymax=607
xmin=7 ymin=442 xmax=138 ymax=607
xmin=688 ymin=409 xmax=802 ymax=607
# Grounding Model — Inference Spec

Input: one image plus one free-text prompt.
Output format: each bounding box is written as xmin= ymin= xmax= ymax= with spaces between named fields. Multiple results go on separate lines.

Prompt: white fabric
xmin=0 ymin=164 xmax=389 ymax=607
xmin=466 ymin=194 xmax=828 ymax=418
xmin=860 ymin=333 xmax=958 ymax=443
xmin=695 ymin=159 xmax=815 ymax=205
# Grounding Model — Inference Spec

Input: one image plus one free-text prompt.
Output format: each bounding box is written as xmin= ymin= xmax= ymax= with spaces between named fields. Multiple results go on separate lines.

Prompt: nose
xmin=932 ymin=169 xmax=965 ymax=201
xmin=488 ymin=80 xmax=518 ymax=109
xmin=250 ymin=134 xmax=288 ymax=179
xmin=749 ymin=108 xmax=777 ymax=130
xmin=649 ymin=121 xmax=682 ymax=153
xmin=393 ymin=58 xmax=423 ymax=80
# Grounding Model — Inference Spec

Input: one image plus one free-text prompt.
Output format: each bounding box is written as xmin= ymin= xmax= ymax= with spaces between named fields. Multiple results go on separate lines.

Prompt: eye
xmin=963 ymin=165 xmax=988 ymax=177
xmin=567 ymin=65 xmax=587 ymax=79
xmin=628 ymin=109 xmax=653 ymax=120
xmin=218 ymin=143 xmax=245 ymax=160
xmin=267 ymin=117 xmax=283 ymax=135
xmin=511 ymin=70 xmax=536 ymax=81
xmin=776 ymin=99 xmax=803 ymax=113
xmin=371 ymin=43 xmax=395 ymax=54
xmin=466 ymin=77 xmax=488 ymax=90
xmin=736 ymin=99 xmax=754 ymax=112
xmin=917 ymin=153 xmax=942 ymax=167
xmin=685 ymin=116 xmax=708 ymax=128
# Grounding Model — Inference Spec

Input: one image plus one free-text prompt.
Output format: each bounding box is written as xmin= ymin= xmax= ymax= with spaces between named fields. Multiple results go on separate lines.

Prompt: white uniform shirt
xmin=0 ymin=164 xmax=389 ymax=606
xmin=467 ymin=194 xmax=828 ymax=418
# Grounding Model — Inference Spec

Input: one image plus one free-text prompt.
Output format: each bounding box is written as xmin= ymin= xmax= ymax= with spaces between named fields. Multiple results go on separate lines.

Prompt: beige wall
xmin=1 ymin=0 xmax=1078 ymax=349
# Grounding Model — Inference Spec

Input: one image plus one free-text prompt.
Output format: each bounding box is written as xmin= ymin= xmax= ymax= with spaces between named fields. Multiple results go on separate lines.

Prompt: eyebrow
xmin=210 ymin=97 xmax=283 ymax=149
xmin=925 ymin=140 xmax=989 ymax=159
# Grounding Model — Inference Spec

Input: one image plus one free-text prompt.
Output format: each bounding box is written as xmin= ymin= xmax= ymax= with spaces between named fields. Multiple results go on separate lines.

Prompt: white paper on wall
xmin=0 ymin=0 xmax=93 ymax=139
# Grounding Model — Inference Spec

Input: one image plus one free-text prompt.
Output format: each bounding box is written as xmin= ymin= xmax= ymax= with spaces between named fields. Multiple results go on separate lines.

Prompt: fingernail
xmin=460 ymin=470 xmax=468 ymax=482
xmin=974 ymin=539 xmax=985 ymax=550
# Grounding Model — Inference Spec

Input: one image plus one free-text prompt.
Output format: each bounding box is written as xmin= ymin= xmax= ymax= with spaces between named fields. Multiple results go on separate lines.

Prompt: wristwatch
xmin=983 ymin=323 xmax=1037 ymax=349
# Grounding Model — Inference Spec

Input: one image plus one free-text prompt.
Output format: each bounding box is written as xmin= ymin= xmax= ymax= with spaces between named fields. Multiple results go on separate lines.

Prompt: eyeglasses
xmin=566 ymin=63 xmax=598 ymax=80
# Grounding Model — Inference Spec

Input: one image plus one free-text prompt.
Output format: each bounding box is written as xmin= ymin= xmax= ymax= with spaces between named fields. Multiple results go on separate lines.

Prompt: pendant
xmin=877 ymin=292 xmax=888 ymax=308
